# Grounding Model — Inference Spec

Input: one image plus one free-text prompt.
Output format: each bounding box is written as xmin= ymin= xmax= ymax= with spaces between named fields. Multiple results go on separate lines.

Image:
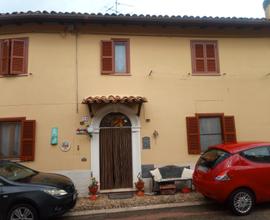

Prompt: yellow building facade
xmin=1 ymin=3 xmax=270 ymax=195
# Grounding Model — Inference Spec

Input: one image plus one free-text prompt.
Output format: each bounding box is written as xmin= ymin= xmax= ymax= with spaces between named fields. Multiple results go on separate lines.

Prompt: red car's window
xmin=240 ymin=146 xmax=270 ymax=163
xmin=197 ymin=148 xmax=231 ymax=169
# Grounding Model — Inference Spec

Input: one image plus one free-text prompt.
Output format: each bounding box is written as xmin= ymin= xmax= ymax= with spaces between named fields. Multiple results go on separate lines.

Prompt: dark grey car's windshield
xmin=0 ymin=162 xmax=37 ymax=181
xmin=198 ymin=149 xmax=231 ymax=169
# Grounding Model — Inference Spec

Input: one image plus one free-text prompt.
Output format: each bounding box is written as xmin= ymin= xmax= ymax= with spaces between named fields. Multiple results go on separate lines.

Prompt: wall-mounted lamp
xmin=153 ymin=130 xmax=159 ymax=138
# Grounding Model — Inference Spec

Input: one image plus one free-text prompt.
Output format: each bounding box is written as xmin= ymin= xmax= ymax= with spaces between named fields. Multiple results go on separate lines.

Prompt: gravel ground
xmin=72 ymin=192 xmax=205 ymax=212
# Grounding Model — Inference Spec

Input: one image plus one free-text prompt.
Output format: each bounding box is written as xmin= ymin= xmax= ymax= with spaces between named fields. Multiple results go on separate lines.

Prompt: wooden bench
xmin=160 ymin=183 xmax=176 ymax=195
xmin=150 ymin=165 xmax=193 ymax=194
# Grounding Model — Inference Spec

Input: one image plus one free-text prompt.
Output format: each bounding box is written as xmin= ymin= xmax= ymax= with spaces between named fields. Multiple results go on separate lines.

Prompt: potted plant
xmin=181 ymin=186 xmax=191 ymax=193
xmin=135 ymin=173 xmax=144 ymax=196
xmin=88 ymin=177 xmax=98 ymax=200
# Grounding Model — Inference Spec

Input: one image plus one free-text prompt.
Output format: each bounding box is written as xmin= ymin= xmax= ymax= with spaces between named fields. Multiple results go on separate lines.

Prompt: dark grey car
xmin=0 ymin=160 xmax=77 ymax=220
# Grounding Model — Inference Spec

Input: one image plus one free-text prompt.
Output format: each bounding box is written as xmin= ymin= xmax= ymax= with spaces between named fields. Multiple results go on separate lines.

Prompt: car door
xmin=240 ymin=146 xmax=270 ymax=201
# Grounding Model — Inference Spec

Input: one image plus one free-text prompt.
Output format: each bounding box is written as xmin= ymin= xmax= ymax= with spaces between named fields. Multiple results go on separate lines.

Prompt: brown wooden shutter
xmin=194 ymin=43 xmax=205 ymax=72
xmin=0 ymin=39 xmax=10 ymax=75
xmin=206 ymin=43 xmax=217 ymax=72
xmin=186 ymin=117 xmax=201 ymax=154
xmin=223 ymin=116 xmax=237 ymax=144
xmin=20 ymin=120 xmax=36 ymax=161
xmin=101 ymin=40 xmax=113 ymax=74
xmin=10 ymin=38 xmax=28 ymax=75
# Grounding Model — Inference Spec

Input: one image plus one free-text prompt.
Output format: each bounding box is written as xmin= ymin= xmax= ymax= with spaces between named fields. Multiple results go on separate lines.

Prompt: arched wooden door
xmin=99 ymin=112 xmax=133 ymax=190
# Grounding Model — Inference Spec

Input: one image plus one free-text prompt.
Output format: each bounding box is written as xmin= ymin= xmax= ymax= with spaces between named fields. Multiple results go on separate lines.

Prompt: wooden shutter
xmin=186 ymin=117 xmax=201 ymax=154
xmin=0 ymin=39 xmax=10 ymax=75
xmin=193 ymin=43 xmax=205 ymax=72
xmin=10 ymin=38 xmax=28 ymax=75
xmin=206 ymin=43 xmax=218 ymax=72
xmin=101 ymin=40 xmax=113 ymax=74
xmin=20 ymin=120 xmax=36 ymax=161
xmin=191 ymin=41 xmax=219 ymax=74
xmin=223 ymin=116 xmax=237 ymax=144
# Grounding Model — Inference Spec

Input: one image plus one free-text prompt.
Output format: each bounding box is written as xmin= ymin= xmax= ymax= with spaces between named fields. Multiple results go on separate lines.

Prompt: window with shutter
xmin=0 ymin=40 xmax=10 ymax=75
xmin=101 ymin=39 xmax=130 ymax=75
xmin=21 ymin=120 xmax=36 ymax=162
xmin=186 ymin=117 xmax=201 ymax=154
xmin=0 ymin=37 xmax=28 ymax=76
xmin=101 ymin=40 xmax=113 ymax=74
xmin=223 ymin=116 xmax=237 ymax=144
xmin=0 ymin=117 xmax=35 ymax=161
xmin=191 ymin=40 xmax=220 ymax=75
xmin=10 ymin=38 xmax=28 ymax=75
xmin=186 ymin=114 xmax=237 ymax=154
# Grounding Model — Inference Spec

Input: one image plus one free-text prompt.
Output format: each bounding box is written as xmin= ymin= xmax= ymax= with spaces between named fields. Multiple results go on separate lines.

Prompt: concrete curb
xmin=64 ymin=200 xmax=211 ymax=217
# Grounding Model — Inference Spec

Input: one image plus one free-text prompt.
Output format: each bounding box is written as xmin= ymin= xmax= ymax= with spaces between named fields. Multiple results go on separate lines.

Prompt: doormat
xmin=108 ymin=192 xmax=134 ymax=200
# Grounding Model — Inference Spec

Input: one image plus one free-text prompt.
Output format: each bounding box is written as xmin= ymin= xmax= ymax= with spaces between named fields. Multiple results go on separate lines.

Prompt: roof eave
xmin=0 ymin=13 xmax=269 ymax=28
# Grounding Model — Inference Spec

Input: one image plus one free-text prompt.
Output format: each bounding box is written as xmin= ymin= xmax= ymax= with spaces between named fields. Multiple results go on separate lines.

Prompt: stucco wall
xmin=1 ymin=31 xmax=270 ymax=193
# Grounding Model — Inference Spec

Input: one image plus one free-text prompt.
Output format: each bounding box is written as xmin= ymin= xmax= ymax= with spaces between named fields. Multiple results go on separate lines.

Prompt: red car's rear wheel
xmin=228 ymin=188 xmax=255 ymax=216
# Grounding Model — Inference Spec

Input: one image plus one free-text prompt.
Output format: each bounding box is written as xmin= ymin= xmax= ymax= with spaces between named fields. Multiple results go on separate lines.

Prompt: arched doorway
xmin=90 ymin=104 xmax=141 ymax=190
xmin=99 ymin=112 xmax=133 ymax=190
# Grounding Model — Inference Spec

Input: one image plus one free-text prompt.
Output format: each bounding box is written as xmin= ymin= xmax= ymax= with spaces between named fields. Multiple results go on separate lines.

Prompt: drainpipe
xmin=75 ymin=31 xmax=79 ymax=113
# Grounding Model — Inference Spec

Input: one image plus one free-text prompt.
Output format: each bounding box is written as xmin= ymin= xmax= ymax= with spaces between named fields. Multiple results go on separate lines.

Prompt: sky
xmin=0 ymin=0 xmax=266 ymax=18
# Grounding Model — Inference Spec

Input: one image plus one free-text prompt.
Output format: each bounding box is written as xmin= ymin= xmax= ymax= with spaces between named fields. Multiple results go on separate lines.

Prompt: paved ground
xmin=59 ymin=203 xmax=270 ymax=220
xmin=72 ymin=193 xmax=204 ymax=211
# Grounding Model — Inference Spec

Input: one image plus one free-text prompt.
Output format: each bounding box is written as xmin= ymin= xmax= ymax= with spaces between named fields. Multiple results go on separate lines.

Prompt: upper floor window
xmin=191 ymin=40 xmax=220 ymax=75
xmin=101 ymin=39 xmax=130 ymax=75
xmin=0 ymin=38 xmax=28 ymax=76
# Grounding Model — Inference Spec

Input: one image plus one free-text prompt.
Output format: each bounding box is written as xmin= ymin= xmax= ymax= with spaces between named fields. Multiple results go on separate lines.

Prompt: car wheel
xmin=7 ymin=204 xmax=38 ymax=220
xmin=228 ymin=189 xmax=254 ymax=216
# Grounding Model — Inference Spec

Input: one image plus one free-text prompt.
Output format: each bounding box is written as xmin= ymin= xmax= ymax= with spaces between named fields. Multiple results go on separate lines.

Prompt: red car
xmin=193 ymin=142 xmax=270 ymax=216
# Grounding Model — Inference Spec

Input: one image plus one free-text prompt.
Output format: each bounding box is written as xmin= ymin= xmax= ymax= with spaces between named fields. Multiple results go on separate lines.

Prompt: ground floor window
xmin=0 ymin=117 xmax=36 ymax=161
xmin=186 ymin=113 xmax=237 ymax=154
xmin=0 ymin=121 xmax=21 ymax=159
xmin=199 ymin=117 xmax=223 ymax=152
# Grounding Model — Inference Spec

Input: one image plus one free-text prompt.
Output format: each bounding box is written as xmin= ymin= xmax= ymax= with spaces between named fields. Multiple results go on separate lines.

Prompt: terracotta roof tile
xmin=0 ymin=11 xmax=269 ymax=28
xmin=82 ymin=95 xmax=147 ymax=104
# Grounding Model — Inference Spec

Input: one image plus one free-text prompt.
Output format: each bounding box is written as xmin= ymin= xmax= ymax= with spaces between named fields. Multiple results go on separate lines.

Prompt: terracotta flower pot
xmin=89 ymin=185 xmax=98 ymax=200
xmin=135 ymin=181 xmax=144 ymax=196
xmin=181 ymin=187 xmax=191 ymax=193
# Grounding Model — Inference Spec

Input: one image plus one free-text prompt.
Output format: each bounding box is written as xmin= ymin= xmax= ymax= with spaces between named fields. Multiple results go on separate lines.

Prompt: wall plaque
xmin=142 ymin=136 xmax=151 ymax=149
xmin=51 ymin=127 xmax=58 ymax=145
xmin=59 ymin=141 xmax=71 ymax=152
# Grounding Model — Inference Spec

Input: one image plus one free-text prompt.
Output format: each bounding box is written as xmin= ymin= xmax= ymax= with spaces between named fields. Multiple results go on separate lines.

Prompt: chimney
xmin=263 ymin=0 xmax=270 ymax=18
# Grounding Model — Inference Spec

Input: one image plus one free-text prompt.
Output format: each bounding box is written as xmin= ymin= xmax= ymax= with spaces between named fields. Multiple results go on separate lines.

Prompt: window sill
xmin=102 ymin=73 xmax=131 ymax=76
xmin=192 ymin=73 xmax=221 ymax=76
xmin=0 ymin=157 xmax=20 ymax=162
xmin=0 ymin=73 xmax=29 ymax=78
